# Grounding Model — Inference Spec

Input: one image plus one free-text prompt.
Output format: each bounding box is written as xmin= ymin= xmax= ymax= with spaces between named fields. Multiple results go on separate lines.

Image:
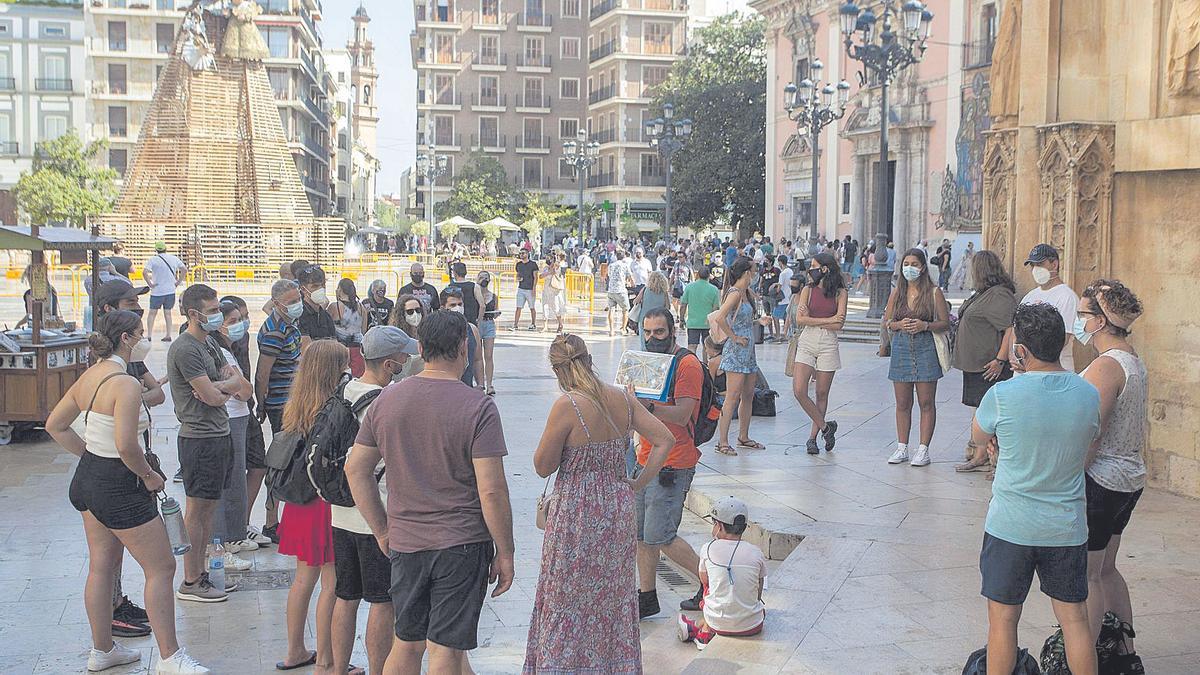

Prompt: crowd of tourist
xmin=37 ymin=229 xmax=1151 ymax=674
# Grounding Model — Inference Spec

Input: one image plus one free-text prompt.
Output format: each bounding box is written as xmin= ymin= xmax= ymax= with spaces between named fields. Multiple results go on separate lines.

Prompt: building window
xmin=109 ymin=106 xmax=128 ymax=137
xmin=157 ymin=0 xmax=176 ymax=10
xmin=559 ymin=77 xmax=579 ymax=99
xmin=0 ymin=21 xmax=10 ymax=38
xmin=794 ymin=58 xmax=809 ymax=86
xmin=559 ymin=118 xmax=578 ymax=139
xmin=268 ymin=69 xmax=289 ymax=99
xmin=338 ymin=165 xmax=349 ymax=181
xmin=644 ymin=22 xmax=673 ymax=55
xmin=262 ymin=27 xmax=289 ymax=58
xmin=561 ymin=0 xmax=580 ymax=18
xmin=982 ymin=3 xmax=998 ymax=43
xmin=40 ymin=22 xmax=68 ymax=39
xmin=109 ymin=148 xmax=127 ymax=176
xmin=478 ymin=75 xmax=498 ymax=104
xmin=42 ymin=115 xmax=68 ymax=141
xmin=561 ymin=37 xmax=580 ymax=60
xmin=523 ymin=158 xmax=542 ymax=187
xmin=523 ymin=76 xmax=543 ymax=105
xmin=481 ymin=0 xmax=499 ymax=20
xmin=525 ymin=0 xmax=544 ymax=19
xmin=108 ymin=22 xmax=127 ymax=51
xmin=110 ymin=0 xmax=127 ymax=7
xmin=434 ymin=33 xmax=455 ymax=63
xmin=155 ymin=65 xmax=164 ymax=82
xmin=434 ymin=74 xmax=453 ymax=104
xmin=523 ymin=117 xmax=542 ymax=144
xmin=640 ymin=153 xmax=662 ymax=180
xmin=479 ymin=116 xmax=499 ymax=146
xmin=156 ymin=23 xmax=174 ymax=54
xmin=841 ymin=181 xmax=851 ymax=216
xmin=41 ymin=53 xmax=68 ymax=84
xmin=524 ymin=36 xmax=544 ymax=61
xmin=642 ymin=65 xmax=669 ymax=96
xmin=434 ymin=115 xmax=454 ymax=146
xmin=338 ymin=133 xmax=348 ymax=150
xmin=108 ymin=64 xmax=127 ymax=94
xmin=479 ymin=35 xmax=498 ymax=62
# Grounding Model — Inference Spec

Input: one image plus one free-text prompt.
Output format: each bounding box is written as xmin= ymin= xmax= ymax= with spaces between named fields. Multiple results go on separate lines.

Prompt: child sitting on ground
xmin=677 ymin=496 xmax=767 ymax=650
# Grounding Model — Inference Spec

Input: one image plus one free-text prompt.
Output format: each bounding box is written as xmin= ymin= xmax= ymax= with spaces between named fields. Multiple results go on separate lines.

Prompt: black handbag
xmin=264 ymin=429 xmax=316 ymax=505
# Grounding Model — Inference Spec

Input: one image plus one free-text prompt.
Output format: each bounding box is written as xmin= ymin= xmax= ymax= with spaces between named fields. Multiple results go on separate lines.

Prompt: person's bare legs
xmin=659 ymin=537 xmax=700 ymax=582
xmin=331 ymin=597 xmax=359 ymax=675
xmin=482 ymin=338 xmax=495 ymax=391
xmin=717 ymin=371 xmax=750 ymax=446
xmin=365 ymin=601 xmax=396 ymax=675
xmin=636 ymin=542 xmax=659 ymax=593
xmin=1053 ymin=598 xmax=1099 ymax=675
xmin=792 ymin=364 xmax=823 ymax=440
xmin=182 ymin=497 xmax=218 ymax=582
xmin=1088 ymin=535 xmax=1134 ymax=651
xmin=915 ymin=380 xmax=938 ymax=446
xmin=163 ymin=307 xmax=174 ymax=338
xmin=245 ymin=468 xmax=267 ymax=526
xmin=313 ymin=564 xmax=337 ymax=674
xmin=426 ymin=643 xmax=465 ymax=674
xmin=81 ymin=512 xmax=124 ymax=652
xmin=110 ymin=514 xmax=183 ymax=658
xmin=145 ymin=308 xmax=159 ymax=342
xmin=986 ymin=599 xmax=1022 ymax=675
xmin=893 ymin=382 xmax=914 ymax=445
xmin=513 ymin=306 xmax=523 ymax=331
xmin=384 ymin=639 xmax=424 ymax=675
xmin=282 ymin=562 xmax=321 ymax=668
xmin=736 ymin=372 xmax=755 ymax=443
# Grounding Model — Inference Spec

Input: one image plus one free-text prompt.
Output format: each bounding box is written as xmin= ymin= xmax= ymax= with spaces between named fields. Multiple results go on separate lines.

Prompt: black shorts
xmin=391 ymin=541 xmax=494 ymax=650
xmin=69 ymin=452 xmax=159 ymax=530
xmin=266 ymin=406 xmax=285 ymax=435
xmin=245 ymin=413 xmax=267 ymax=470
xmin=178 ymin=434 xmax=234 ymax=501
xmin=979 ymin=532 xmax=1087 ymax=605
xmin=149 ymin=294 xmax=175 ymax=310
xmin=1085 ymin=474 xmax=1142 ymax=551
xmin=687 ymin=328 xmax=710 ymax=346
xmin=334 ymin=528 xmax=391 ymax=604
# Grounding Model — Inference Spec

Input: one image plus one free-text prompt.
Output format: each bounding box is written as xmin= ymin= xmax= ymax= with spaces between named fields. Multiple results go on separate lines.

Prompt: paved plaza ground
xmin=1 ymin=307 xmax=1199 ymax=673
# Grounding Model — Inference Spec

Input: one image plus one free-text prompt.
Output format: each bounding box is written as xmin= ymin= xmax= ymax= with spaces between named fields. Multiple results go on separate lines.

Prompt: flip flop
xmin=275 ymin=652 xmax=316 ymax=671
xmin=348 ymin=666 xmax=365 ymax=675
xmin=715 ymin=444 xmax=738 ymax=456
xmin=737 ymin=438 xmax=765 ymax=450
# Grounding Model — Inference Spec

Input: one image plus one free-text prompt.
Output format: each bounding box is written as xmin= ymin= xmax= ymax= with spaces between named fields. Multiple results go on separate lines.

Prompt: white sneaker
xmin=88 ymin=642 xmax=141 ymax=672
xmin=887 ymin=444 xmax=909 ymax=464
xmin=245 ymin=527 xmax=272 ymax=546
xmin=221 ymin=551 xmax=252 ymax=572
xmin=156 ymin=647 xmax=210 ymax=674
xmin=910 ymin=445 xmax=931 ymax=467
xmin=225 ymin=538 xmax=258 ymax=553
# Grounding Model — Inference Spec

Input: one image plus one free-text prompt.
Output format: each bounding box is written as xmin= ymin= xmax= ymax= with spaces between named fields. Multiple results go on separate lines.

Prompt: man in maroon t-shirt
xmin=347 ymin=310 xmax=514 ymax=672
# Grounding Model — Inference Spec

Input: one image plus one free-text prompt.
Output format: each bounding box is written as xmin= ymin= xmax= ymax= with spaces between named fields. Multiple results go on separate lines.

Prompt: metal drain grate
xmin=228 ymin=568 xmax=294 ymax=591
xmin=656 ymin=560 xmax=693 ymax=589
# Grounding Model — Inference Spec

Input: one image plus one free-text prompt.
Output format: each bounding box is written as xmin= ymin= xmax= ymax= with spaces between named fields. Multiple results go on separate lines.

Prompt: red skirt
xmin=277 ymin=499 xmax=335 ymax=566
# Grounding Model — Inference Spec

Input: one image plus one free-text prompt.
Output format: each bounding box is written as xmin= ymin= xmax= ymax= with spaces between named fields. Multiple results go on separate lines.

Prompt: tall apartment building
xmin=0 ymin=0 xmax=87 ymax=225
xmin=324 ymin=4 xmax=380 ymax=228
xmin=411 ymin=0 xmax=693 ymax=229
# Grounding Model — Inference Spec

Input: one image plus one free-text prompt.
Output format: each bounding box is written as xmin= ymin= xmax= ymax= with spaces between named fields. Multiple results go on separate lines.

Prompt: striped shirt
xmin=258 ymin=312 xmax=301 ymax=408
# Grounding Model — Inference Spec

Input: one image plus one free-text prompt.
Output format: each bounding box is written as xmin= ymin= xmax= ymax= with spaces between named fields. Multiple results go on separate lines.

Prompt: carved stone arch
xmin=781 ymin=132 xmax=812 ymax=159
xmin=1035 ymin=123 xmax=1115 ymax=288
xmin=982 ymin=128 xmax=1017 ymax=270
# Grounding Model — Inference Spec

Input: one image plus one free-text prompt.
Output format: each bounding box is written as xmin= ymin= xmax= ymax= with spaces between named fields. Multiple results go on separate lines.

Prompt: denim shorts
xmin=634 ymin=465 xmax=695 ymax=546
xmin=479 ymin=319 xmax=496 ymax=340
xmin=979 ymin=532 xmax=1087 ymax=605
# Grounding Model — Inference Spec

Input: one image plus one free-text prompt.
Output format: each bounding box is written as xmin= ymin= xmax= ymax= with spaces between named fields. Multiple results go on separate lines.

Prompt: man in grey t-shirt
xmin=166 ymin=284 xmax=248 ymax=602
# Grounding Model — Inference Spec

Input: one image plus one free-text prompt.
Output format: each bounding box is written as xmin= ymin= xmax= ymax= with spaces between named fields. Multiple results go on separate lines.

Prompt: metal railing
xmin=36 ymin=78 xmax=73 ymax=92
xmin=470 ymin=133 xmax=507 ymax=149
xmin=590 ymin=0 xmax=618 ymax=20
xmin=589 ymin=40 xmax=618 ymax=62
xmin=963 ymin=39 xmax=995 ymax=70
xmin=587 ymin=171 xmax=615 ymax=187
xmin=432 ymin=91 xmax=463 ymax=106
xmin=515 ymin=135 xmax=551 ymax=150
xmin=638 ymin=173 xmax=666 ymax=186
xmin=110 ymin=126 xmax=127 ymax=138
xmin=433 ymin=133 xmax=462 ymax=147
xmin=592 ymin=128 xmax=617 ymax=144
xmin=519 ymin=174 xmax=550 ymax=189
xmin=515 ymin=93 xmax=552 ymax=109
xmin=0 ymin=142 xmax=17 ymax=156
xmin=516 ymin=53 xmax=553 ymax=68
xmin=299 ymin=5 xmax=320 ymax=39
xmin=473 ymin=11 xmax=505 ymax=26
xmin=517 ymin=12 xmax=553 ymax=27
xmin=301 ymin=93 xmax=328 ymax=122
xmin=472 ymin=52 xmax=507 ymax=66
xmin=470 ymin=92 xmax=508 ymax=107
xmin=588 ymin=84 xmax=616 ymax=103
xmin=0 ymin=77 xmax=16 ymax=91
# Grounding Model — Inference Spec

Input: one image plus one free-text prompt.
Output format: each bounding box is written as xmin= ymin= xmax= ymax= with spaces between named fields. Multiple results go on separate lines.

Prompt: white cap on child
xmin=710 ymin=496 xmax=749 ymax=526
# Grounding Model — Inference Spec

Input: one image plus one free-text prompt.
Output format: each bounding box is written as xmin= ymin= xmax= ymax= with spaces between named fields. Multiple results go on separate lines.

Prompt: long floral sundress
xmin=523 ymin=393 xmax=641 ymax=674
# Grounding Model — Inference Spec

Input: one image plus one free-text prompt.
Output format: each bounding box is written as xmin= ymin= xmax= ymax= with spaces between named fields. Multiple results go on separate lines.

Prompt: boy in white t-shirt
xmin=677 ymin=497 xmax=767 ymax=650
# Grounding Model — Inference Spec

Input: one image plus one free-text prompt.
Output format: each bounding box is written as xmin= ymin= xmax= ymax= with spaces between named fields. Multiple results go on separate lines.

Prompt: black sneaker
xmin=638 ymin=590 xmax=660 ymax=620
xmin=822 ymin=420 xmax=838 ymax=452
xmin=172 ymin=468 xmax=183 ymax=483
xmin=679 ymin=587 xmax=703 ymax=611
xmin=111 ymin=613 xmax=151 ymax=638
xmin=806 ymin=438 xmax=820 ymax=455
xmin=114 ymin=595 xmax=149 ymax=623
xmin=261 ymin=523 xmax=280 ymax=544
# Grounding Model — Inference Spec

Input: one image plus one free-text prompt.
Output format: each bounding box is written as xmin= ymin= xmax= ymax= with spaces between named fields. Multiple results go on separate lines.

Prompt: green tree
xmin=411 ymin=220 xmax=430 ymax=238
xmin=478 ymin=221 xmax=501 ymax=244
xmin=14 ymin=131 xmax=118 ymax=227
xmin=520 ymin=192 xmax=570 ymax=245
xmin=442 ymin=151 xmax=518 ymax=222
xmin=652 ymin=14 xmax=766 ymax=239
xmin=439 ymin=219 xmax=461 ymax=241
xmin=618 ymin=213 xmax=641 ymax=239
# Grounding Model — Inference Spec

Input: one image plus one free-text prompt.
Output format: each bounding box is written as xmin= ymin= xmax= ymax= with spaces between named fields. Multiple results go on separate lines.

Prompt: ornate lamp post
xmin=839 ymin=0 xmax=932 ymax=317
xmin=563 ymin=130 xmax=600 ymax=238
xmin=644 ymin=102 xmax=692 ymax=236
xmin=416 ymin=151 xmax=448 ymax=252
xmin=784 ymin=60 xmax=851 ymax=242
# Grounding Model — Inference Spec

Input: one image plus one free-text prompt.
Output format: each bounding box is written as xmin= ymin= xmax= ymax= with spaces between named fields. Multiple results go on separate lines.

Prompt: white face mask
xmin=308 ymin=287 xmax=329 ymax=307
xmin=449 ymin=305 xmax=465 ymax=314
xmin=901 ymin=265 xmax=922 ymax=282
xmin=129 ymin=337 xmax=151 ymax=362
xmin=405 ymin=312 xmax=421 ymax=327
xmin=1031 ymin=266 xmax=1052 ymax=286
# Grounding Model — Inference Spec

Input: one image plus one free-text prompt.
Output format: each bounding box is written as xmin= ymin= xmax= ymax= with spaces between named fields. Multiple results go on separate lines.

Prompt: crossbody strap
xmin=84 ymin=371 xmax=131 ymax=425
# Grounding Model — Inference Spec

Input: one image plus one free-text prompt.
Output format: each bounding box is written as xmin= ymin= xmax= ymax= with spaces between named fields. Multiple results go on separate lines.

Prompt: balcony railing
xmin=36 ymin=78 xmax=73 ymax=92
xmin=587 ymin=171 xmax=615 ymax=188
xmin=589 ymin=40 xmax=617 ymax=62
xmin=300 ymin=49 xmax=319 ymax=79
xmin=0 ymin=142 xmax=17 ymax=156
xmin=516 ymin=93 xmax=552 ymax=109
xmin=470 ymin=92 xmax=508 ymax=107
xmin=588 ymin=84 xmax=616 ymax=104
xmin=472 ymin=52 xmax=507 ymax=66
xmin=299 ymin=6 xmax=319 ymax=39
xmin=963 ymin=39 xmax=995 ymax=70
xmin=515 ymin=135 xmax=551 ymax=150
xmin=590 ymin=0 xmax=617 ymax=20
xmin=108 ymin=80 xmax=128 ymax=94
xmin=517 ymin=12 xmax=553 ymax=27
xmin=0 ymin=77 xmax=17 ymax=91
xmin=638 ymin=173 xmax=666 ymax=186
xmin=109 ymin=40 xmax=127 ymax=52
xmin=517 ymin=53 xmax=553 ymax=68
xmin=470 ymin=133 xmax=507 ymax=149
xmin=592 ymin=128 xmax=617 ymax=144
xmin=474 ymin=11 xmax=504 ymax=26
xmin=416 ymin=6 xmax=458 ymax=23
xmin=301 ymin=94 xmax=328 ymax=122
xmin=260 ymin=0 xmax=290 ymax=13
xmin=432 ymin=133 xmax=462 ymax=147
xmin=431 ymin=51 xmax=460 ymax=65
xmin=520 ymin=174 xmax=550 ymax=189
xmin=110 ymin=126 xmax=127 ymax=138
xmin=301 ymin=174 xmax=328 ymax=194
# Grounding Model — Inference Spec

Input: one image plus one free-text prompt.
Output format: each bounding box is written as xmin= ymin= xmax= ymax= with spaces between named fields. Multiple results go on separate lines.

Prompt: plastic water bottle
xmin=159 ymin=495 xmax=191 ymax=555
xmin=207 ymin=538 xmax=225 ymax=592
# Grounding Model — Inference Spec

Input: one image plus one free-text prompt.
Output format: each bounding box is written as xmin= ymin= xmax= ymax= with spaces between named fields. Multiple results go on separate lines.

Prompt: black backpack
xmin=669 ymin=347 xmax=720 ymax=446
xmin=306 ymin=380 xmax=383 ymax=508
xmin=264 ymin=428 xmax=315 ymax=506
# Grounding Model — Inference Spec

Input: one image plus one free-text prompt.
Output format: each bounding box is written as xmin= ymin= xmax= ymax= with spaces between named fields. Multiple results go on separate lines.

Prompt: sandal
xmin=715 ymin=444 xmax=738 ymax=456
xmin=737 ymin=438 xmax=765 ymax=450
xmin=954 ymin=458 xmax=991 ymax=473
xmin=486 ymin=386 xmax=496 ymax=396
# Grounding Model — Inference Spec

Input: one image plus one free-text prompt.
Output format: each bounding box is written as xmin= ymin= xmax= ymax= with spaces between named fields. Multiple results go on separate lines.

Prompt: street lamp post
xmin=839 ymin=0 xmax=932 ymax=317
xmin=644 ymin=103 xmax=692 ymax=237
xmin=416 ymin=152 xmax=448 ymax=252
xmin=563 ymin=130 xmax=600 ymax=239
xmin=784 ymin=60 xmax=851 ymax=242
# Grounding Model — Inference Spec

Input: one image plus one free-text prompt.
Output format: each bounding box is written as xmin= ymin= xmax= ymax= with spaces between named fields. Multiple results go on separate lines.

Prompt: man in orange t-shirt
xmin=633 ymin=307 xmax=704 ymax=620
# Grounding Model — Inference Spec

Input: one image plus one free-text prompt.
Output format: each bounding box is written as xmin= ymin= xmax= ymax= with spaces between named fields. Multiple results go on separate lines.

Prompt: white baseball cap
xmin=709 ymin=496 xmax=748 ymax=525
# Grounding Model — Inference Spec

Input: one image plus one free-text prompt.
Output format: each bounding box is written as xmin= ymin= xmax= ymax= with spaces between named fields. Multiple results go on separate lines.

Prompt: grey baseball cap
xmin=361 ymin=325 xmax=419 ymax=359
xmin=709 ymin=496 xmax=749 ymax=525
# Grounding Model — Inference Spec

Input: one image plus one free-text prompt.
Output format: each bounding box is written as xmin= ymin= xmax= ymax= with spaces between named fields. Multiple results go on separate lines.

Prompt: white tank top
xmin=1083 ymin=349 xmax=1147 ymax=492
xmin=84 ymin=358 xmax=151 ymax=459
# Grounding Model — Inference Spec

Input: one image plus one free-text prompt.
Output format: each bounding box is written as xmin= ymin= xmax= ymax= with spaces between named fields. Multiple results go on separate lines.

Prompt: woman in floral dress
xmin=524 ymin=334 xmax=673 ymax=674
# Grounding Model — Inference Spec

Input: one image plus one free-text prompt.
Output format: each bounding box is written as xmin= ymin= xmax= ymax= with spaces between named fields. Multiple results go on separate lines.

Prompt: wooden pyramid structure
xmin=99 ymin=7 xmax=342 ymax=273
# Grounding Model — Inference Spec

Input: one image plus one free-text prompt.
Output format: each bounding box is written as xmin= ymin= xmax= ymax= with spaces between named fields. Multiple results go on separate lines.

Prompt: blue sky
xmin=322 ymin=1 xmax=415 ymax=196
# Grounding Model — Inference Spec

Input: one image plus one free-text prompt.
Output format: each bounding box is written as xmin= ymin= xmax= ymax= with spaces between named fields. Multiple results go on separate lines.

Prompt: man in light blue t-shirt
xmin=972 ymin=302 xmax=1099 ymax=675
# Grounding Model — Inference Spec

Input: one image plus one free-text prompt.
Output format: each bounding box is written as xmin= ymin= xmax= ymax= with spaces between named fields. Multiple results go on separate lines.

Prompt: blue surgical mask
xmin=1072 ymin=316 xmax=1098 ymax=346
xmin=200 ymin=312 xmax=223 ymax=333
xmin=226 ymin=320 xmax=247 ymax=342
xmin=284 ymin=301 xmax=304 ymax=320
xmin=901 ymin=265 xmax=922 ymax=281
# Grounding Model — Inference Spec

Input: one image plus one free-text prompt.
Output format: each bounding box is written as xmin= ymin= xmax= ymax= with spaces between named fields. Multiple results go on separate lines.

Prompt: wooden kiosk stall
xmin=0 ymin=225 xmax=116 ymax=444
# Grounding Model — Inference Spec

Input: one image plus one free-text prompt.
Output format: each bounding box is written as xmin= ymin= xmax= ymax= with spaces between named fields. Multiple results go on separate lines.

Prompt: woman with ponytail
xmin=524 ymin=334 xmax=673 ymax=672
xmin=46 ymin=311 xmax=209 ymax=674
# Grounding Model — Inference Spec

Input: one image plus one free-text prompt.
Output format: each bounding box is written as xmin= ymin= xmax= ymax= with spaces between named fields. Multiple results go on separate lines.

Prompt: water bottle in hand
xmin=159 ymin=495 xmax=190 ymax=555
xmin=208 ymin=538 xmax=225 ymax=592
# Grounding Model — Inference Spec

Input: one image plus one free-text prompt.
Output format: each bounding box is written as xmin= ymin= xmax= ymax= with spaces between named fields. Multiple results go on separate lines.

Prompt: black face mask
xmin=645 ymin=336 xmax=675 ymax=354
xmin=411 ymin=275 xmax=424 ymax=285
xmin=789 ymin=282 xmax=803 ymax=293
xmin=809 ymin=269 xmax=825 ymax=283
xmin=130 ymin=308 xmax=145 ymax=318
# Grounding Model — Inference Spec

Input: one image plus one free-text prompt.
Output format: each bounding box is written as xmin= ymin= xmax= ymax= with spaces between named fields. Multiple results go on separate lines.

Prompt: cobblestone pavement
xmin=0 ymin=316 xmax=1198 ymax=674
